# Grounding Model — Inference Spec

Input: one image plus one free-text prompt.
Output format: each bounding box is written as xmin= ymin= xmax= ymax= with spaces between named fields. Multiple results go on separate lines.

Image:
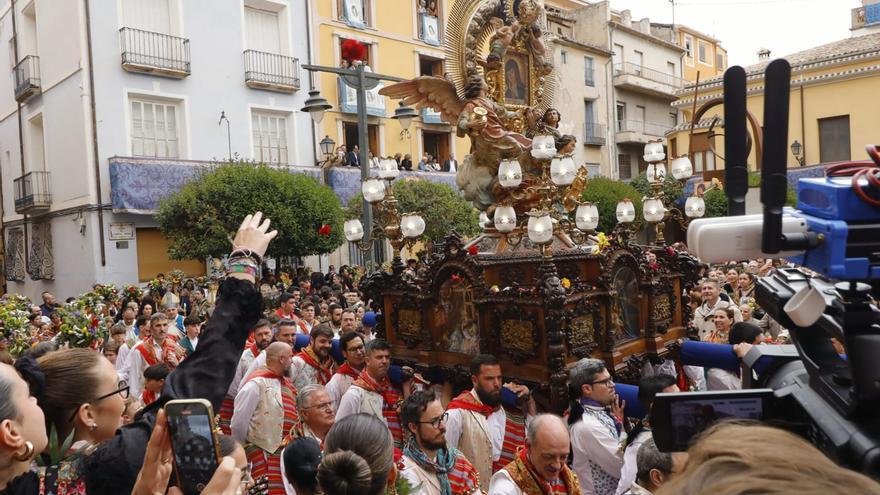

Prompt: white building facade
xmin=0 ymin=0 xmax=315 ymax=300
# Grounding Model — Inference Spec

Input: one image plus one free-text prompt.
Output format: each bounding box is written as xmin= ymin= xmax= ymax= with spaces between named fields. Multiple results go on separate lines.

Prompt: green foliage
xmin=630 ymin=172 xmax=684 ymax=206
xmin=704 ymin=188 xmax=728 ymax=218
xmin=581 ymin=177 xmax=643 ymax=234
xmin=157 ymin=163 xmax=344 ymax=259
xmin=347 ymin=179 xmax=480 ymax=243
xmin=786 ymin=185 xmax=797 ymax=207
xmin=748 ymin=171 xmax=762 ymax=188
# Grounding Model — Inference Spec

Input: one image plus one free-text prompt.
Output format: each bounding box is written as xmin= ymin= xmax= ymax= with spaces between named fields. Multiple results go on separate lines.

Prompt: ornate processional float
xmin=359 ymin=0 xmax=702 ymax=412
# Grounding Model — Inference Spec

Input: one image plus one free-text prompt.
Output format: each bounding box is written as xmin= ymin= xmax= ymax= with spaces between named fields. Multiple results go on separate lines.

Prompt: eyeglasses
xmin=68 ymin=381 xmax=130 ymax=422
xmin=417 ymin=412 xmax=448 ymax=429
xmin=304 ymin=401 xmax=334 ymax=412
xmin=589 ymin=377 xmax=614 ymax=387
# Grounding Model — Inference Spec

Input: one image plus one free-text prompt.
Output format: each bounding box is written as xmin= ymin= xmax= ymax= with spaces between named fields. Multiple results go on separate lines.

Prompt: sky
xmin=607 ymin=0 xmax=862 ymax=67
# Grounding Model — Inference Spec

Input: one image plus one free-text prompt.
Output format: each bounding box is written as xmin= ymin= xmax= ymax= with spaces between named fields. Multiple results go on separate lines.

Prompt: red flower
xmin=451 ymin=274 xmax=462 ymax=282
xmin=666 ymin=247 xmax=675 ymax=256
xmin=649 ymin=262 xmax=660 ymax=271
xmin=318 ymin=224 xmax=332 ymax=236
xmin=341 ymin=39 xmax=367 ymax=64
xmin=467 ymin=245 xmax=479 ymax=256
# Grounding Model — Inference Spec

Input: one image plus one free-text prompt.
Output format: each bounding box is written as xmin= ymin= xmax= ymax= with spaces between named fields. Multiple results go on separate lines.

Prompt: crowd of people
xmin=0 ymin=212 xmax=878 ymax=495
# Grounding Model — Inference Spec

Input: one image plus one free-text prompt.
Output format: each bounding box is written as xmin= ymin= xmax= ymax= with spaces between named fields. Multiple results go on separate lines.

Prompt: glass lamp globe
xmin=344 ymin=219 xmax=364 ymax=242
xmin=643 ymin=197 xmax=666 ymax=222
xmin=575 ymin=203 xmax=599 ymax=231
xmin=531 ymin=135 xmax=556 ymax=160
xmin=616 ymin=199 xmax=636 ymax=223
xmin=362 ymin=178 xmax=386 ymax=203
xmin=378 ymin=158 xmax=400 ymax=179
xmin=498 ymin=159 xmax=523 ymax=188
xmin=400 ymin=214 xmax=426 ymax=238
xmin=550 ymin=156 xmax=576 ymax=186
xmin=494 ymin=205 xmax=517 ymax=233
xmin=643 ymin=142 xmax=666 ymax=163
xmin=478 ymin=211 xmax=489 ymax=229
xmin=670 ymin=156 xmax=693 ymax=180
xmin=527 ymin=213 xmax=554 ymax=244
xmin=685 ymin=196 xmax=706 ymax=218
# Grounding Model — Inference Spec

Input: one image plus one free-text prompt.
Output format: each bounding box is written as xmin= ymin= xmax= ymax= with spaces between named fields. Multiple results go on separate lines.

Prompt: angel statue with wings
xmin=380 ymin=74 xmax=541 ymax=213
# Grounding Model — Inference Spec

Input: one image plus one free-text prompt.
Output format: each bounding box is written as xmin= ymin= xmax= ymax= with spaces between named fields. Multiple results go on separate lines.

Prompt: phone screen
xmin=166 ymin=402 xmax=220 ymax=494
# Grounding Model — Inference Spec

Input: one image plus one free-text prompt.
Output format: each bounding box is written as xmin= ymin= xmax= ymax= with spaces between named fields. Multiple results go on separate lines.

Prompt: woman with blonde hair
xmin=656 ymin=421 xmax=880 ymax=495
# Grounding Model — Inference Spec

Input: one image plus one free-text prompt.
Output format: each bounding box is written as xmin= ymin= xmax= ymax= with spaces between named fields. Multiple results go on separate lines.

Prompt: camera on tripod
xmin=650 ymin=59 xmax=880 ymax=478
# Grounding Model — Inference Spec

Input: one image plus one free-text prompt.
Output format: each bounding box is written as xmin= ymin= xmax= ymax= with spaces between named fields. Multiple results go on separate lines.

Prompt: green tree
xmin=157 ymin=163 xmax=344 ymax=260
xmin=347 ymin=179 xmax=480 ymax=243
xmin=630 ymin=172 xmax=684 ymax=206
xmin=704 ymin=188 xmax=728 ymax=217
xmin=581 ymin=177 xmax=643 ymax=234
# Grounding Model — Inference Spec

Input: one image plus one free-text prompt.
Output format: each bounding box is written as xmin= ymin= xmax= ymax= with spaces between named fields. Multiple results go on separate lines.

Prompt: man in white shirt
xmin=488 ymin=414 xmax=581 ymax=494
xmin=445 ymin=354 xmax=536 ymax=491
xmin=218 ymin=319 xmax=273 ymax=435
xmin=109 ymin=323 xmax=131 ymax=381
xmin=692 ymin=280 xmax=742 ymax=340
xmin=326 ymin=331 xmax=366 ymax=408
xmin=231 ymin=342 xmax=298 ymax=495
xmin=119 ymin=306 xmax=137 ymax=343
xmin=615 ymin=375 xmax=679 ymax=495
xmin=289 ymin=326 xmax=336 ymax=390
xmin=569 ymin=358 xmax=626 ymax=495
xmin=298 ymin=301 xmax=317 ymax=334
xmin=128 ymin=313 xmax=180 ymax=399
xmin=620 ymin=438 xmax=687 ymax=495
xmin=241 ymin=320 xmax=299 ymax=379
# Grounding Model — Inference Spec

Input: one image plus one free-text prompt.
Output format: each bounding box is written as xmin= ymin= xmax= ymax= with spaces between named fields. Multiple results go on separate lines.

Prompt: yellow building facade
xmin=666 ymin=32 xmax=880 ymax=181
xmin=309 ymin=0 xmax=470 ymax=167
xmin=650 ymin=23 xmax=727 ymax=83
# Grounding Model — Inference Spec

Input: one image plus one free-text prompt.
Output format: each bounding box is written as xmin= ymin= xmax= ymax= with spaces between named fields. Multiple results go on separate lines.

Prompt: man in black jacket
xmin=346 ymin=144 xmax=361 ymax=168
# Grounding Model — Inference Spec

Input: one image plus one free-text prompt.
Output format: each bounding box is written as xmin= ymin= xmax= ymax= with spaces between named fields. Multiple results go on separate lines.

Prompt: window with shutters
xmin=252 ymin=111 xmax=289 ymax=164
xmin=819 ymin=115 xmax=851 ymax=163
xmin=245 ymin=6 xmax=281 ymax=54
xmin=584 ymin=56 xmax=595 ymax=86
xmin=122 ymin=0 xmax=173 ymax=34
xmin=130 ymin=98 xmax=181 ymax=158
xmin=618 ymin=154 xmax=632 ymax=180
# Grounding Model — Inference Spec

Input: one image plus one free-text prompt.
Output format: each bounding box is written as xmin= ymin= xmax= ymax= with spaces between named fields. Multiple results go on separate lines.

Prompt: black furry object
xmin=13 ymin=356 xmax=46 ymax=402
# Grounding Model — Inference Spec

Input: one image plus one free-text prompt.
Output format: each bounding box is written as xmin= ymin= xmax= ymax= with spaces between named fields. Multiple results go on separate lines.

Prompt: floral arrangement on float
xmin=0 ymin=294 xmax=36 ymax=355
xmin=123 ymin=284 xmax=143 ymax=301
xmin=54 ymin=303 xmax=105 ymax=350
xmin=92 ymin=283 xmax=120 ymax=303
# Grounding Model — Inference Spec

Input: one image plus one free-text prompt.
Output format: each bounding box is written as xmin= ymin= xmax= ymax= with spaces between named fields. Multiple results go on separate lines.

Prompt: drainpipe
xmin=799 ymin=81 xmax=806 ymax=166
xmin=608 ymin=22 xmax=618 ymax=179
xmin=84 ymin=0 xmax=106 ymax=266
xmin=305 ymin=0 xmax=319 ymax=170
xmin=11 ymin=0 xmax=29 ymax=274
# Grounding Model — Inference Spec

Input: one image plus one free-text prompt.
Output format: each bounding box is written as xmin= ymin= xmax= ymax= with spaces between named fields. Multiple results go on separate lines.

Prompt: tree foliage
xmin=581 ymin=177 xmax=643 ymax=234
xmin=347 ymin=179 xmax=480 ymax=243
xmin=157 ymin=163 xmax=344 ymax=260
xmin=704 ymin=188 xmax=728 ymax=218
xmin=630 ymin=172 xmax=684 ymax=206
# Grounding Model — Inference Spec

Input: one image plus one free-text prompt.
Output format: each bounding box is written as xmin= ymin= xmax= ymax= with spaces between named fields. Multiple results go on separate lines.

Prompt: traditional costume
xmin=218 ymin=343 xmax=261 ymax=435
xmin=326 ymin=361 xmax=361 ymax=408
xmin=445 ymin=389 xmax=527 ymax=491
xmin=570 ymin=399 xmax=624 ymax=495
xmin=400 ymin=437 xmax=482 ymax=495
xmin=127 ymin=337 xmax=180 ymax=399
xmin=231 ymin=367 xmax=299 ymax=495
xmin=488 ymin=447 xmax=581 ymax=495
xmin=290 ymin=346 xmax=336 ymax=390
xmin=336 ymin=369 xmax=404 ymax=448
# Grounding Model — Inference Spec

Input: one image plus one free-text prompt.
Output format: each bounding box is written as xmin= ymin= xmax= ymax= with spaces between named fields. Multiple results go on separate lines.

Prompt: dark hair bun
xmin=317 ymin=451 xmax=373 ymax=495
xmin=14 ymin=356 xmax=46 ymax=401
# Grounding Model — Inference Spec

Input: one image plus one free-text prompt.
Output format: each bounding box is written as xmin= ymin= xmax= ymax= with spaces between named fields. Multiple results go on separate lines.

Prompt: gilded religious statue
xmin=379 ymin=0 xmax=558 ymax=215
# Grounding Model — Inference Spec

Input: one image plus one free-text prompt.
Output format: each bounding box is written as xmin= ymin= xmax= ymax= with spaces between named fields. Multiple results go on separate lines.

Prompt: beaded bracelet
xmin=227 ymin=263 xmax=259 ymax=278
xmin=227 ymin=256 xmax=260 ymax=268
xmin=230 ymin=246 xmax=263 ymax=265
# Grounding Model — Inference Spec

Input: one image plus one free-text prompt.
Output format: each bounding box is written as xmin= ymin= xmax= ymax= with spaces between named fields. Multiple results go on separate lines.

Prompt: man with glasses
xmin=568 ymin=358 xmax=626 ymax=495
xmin=400 ymin=390 xmax=481 ymax=495
xmin=326 ymin=331 xmax=366 ymax=408
xmin=294 ymin=384 xmax=335 ymax=445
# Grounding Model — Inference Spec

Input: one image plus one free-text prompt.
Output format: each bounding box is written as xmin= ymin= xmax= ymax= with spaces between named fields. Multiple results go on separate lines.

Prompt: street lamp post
xmin=301 ymin=62 xmax=410 ymax=268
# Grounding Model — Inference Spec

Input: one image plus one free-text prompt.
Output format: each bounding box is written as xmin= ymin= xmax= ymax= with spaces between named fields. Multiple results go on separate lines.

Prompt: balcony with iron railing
xmin=613 ymin=62 xmax=683 ymax=100
xmin=583 ymin=123 xmax=606 ymax=146
xmin=615 ymin=119 xmax=671 ymax=144
xmin=244 ymin=50 xmax=301 ymax=93
xmin=119 ymin=27 xmax=190 ymax=78
xmin=14 ymin=171 xmax=51 ymax=214
xmin=13 ymin=55 xmax=41 ymax=102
